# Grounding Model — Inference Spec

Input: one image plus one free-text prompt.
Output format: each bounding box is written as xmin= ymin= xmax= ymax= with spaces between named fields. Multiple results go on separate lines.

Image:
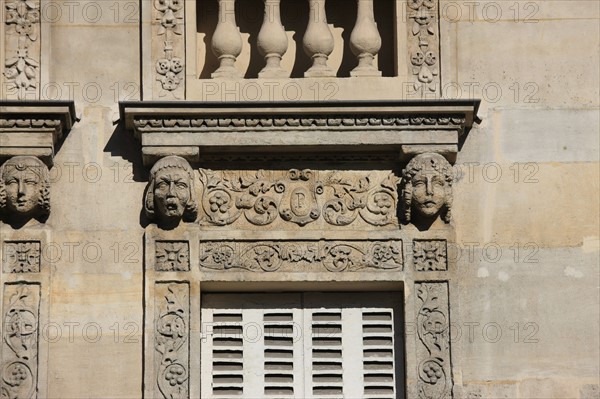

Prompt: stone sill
xmin=120 ymin=100 xmax=481 ymax=166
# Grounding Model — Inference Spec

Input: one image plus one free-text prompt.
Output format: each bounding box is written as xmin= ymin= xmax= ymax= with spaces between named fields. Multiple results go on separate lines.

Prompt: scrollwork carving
xmin=155 ymin=282 xmax=189 ymax=399
xmin=0 ymin=283 xmax=39 ymax=399
xmin=199 ymin=240 xmax=403 ymax=272
xmin=198 ymin=169 xmax=399 ymax=228
xmin=416 ymin=282 xmax=451 ymax=399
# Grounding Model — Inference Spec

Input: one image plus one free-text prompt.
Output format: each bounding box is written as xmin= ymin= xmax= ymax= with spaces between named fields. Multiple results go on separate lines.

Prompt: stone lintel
xmin=0 ymin=100 xmax=77 ymax=166
xmin=120 ymin=100 xmax=480 ymax=166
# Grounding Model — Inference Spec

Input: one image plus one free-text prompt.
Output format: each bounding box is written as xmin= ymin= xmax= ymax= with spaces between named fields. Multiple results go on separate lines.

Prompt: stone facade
xmin=1 ymin=0 xmax=599 ymax=398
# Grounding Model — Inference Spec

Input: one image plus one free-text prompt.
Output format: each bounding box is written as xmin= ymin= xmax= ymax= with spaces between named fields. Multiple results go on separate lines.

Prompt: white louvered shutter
xmin=201 ymin=292 xmax=402 ymax=399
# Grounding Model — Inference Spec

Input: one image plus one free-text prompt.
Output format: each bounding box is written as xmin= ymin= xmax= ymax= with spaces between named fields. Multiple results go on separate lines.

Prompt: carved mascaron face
xmin=0 ymin=156 xmax=49 ymax=220
xmin=145 ymin=156 xmax=197 ymax=226
xmin=153 ymin=167 xmax=191 ymax=221
xmin=402 ymin=153 xmax=453 ymax=224
xmin=411 ymin=168 xmax=446 ymax=218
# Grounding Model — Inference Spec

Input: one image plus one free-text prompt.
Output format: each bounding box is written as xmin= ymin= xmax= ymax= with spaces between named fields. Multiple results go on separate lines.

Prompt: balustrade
xmin=209 ymin=0 xmax=383 ymax=79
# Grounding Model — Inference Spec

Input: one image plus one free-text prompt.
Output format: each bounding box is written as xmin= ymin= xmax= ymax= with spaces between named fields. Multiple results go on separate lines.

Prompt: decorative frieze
xmin=155 ymin=241 xmax=190 ymax=271
xmin=415 ymin=282 xmax=452 ymax=398
xmin=200 ymin=239 xmax=403 ymax=272
xmin=2 ymin=241 xmax=40 ymax=273
xmin=154 ymin=282 xmax=189 ymax=399
xmin=408 ymin=0 xmax=440 ymax=97
xmin=413 ymin=240 xmax=447 ymax=271
xmin=153 ymin=0 xmax=185 ymax=98
xmin=0 ymin=283 xmax=40 ymax=399
xmin=3 ymin=0 xmax=41 ymax=99
xmin=199 ymin=169 xmax=399 ymax=228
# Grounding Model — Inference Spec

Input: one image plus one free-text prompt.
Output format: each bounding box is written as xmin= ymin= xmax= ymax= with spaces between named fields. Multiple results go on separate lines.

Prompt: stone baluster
xmin=211 ymin=0 xmax=243 ymax=79
xmin=303 ymin=0 xmax=335 ymax=77
xmin=257 ymin=0 xmax=289 ymax=78
xmin=350 ymin=0 xmax=382 ymax=76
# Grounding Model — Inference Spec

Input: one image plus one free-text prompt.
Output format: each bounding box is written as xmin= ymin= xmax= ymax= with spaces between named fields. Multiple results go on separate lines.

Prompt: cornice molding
xmin=120 ymin=100 xmax=480 ymax=166
xmin=0 ymin=100 xmax=77 ymax=166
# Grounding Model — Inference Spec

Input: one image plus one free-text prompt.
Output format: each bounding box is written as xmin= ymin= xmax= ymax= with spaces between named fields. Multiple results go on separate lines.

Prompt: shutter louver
xmin=202 ymin=292 xmax=403 ymax=399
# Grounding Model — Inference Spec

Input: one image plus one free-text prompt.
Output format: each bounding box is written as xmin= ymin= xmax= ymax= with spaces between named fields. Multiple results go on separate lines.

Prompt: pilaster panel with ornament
xmin=0 ymin=283 xmax=40 ymax=399
xmin=407 ymin=0 xmax=440 ymax=97
xmin=415 ymin=282 xmax=452 ymax=398
xmin=154 ymin=282 xmax=189 ymax=399
xmin=3 ymin=0 xmax=40 ymax=99
xmin=413 ymin=240 xmax=447 ymax=271
xmin=2 ymin=241 xmax=40 ymax=273
xmin=153 ymin=0 xmax=185 ymax=99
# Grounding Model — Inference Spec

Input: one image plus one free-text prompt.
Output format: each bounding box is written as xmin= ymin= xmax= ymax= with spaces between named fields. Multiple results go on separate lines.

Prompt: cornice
xmin=0 ymin=100 xmax=77 ymax=166
xmin=120 ymin=100 xmax=481 ymax=166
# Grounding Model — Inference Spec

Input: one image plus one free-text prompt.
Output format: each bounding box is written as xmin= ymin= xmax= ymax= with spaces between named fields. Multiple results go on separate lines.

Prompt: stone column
xmin=257 ymin=0 xmax=289 ymax=78
xmin=350 ymin=0 xmax=382 ymax=77
xmin=303 ymin=0 xmax=335 ymax=77
xmin=211 ymin=0 xmax=243 ymax=79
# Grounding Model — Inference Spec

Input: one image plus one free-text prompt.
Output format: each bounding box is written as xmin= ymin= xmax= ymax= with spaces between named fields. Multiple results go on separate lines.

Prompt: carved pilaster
xmin=408 ymin=0 xmax=440 ymax=97
xmin=153 ymin=0 xmax=185 ymax=99
xmin=0 ymin=283 xmax=40 ymax=399
xmin=415 ymin=282 xmax=452 ymax=398
xmin=3 ymin=0 xmax=41 ymax=99
xmin=154 ymin=282 xmax=190 ymax=399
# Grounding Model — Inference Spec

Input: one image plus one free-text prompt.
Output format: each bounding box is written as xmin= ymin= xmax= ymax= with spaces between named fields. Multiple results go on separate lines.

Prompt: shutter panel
xmin=202 ymin=292 xmax=402 ymax=399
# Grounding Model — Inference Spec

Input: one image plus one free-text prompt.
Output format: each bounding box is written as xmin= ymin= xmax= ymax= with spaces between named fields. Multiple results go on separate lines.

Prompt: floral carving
xmin=416 ymin=282 xmax=451 ymax=399
xmin=4 ymin=0 xmax=40 ymax=99
xmin=198 ymin=169 xmax=399 ymax=228
xmin=155 ymin=283 xmax=189 ymax=399
xmin=199 ymin=240 xmax=403 ymax=272
xmin=155 ymin=241 xmax=189 ymax=271
xmin=408 ymin=0 xmax=439 ymax=95
xmin=413 ymin=240 xmax=447 ymax=271
xmin=1 ymin=284 xmax=39 ymax=399
xmin=154 ymin=0 xmax=184 ymax=97
xmin=2 ymin=242 xmax=40 ymax=273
